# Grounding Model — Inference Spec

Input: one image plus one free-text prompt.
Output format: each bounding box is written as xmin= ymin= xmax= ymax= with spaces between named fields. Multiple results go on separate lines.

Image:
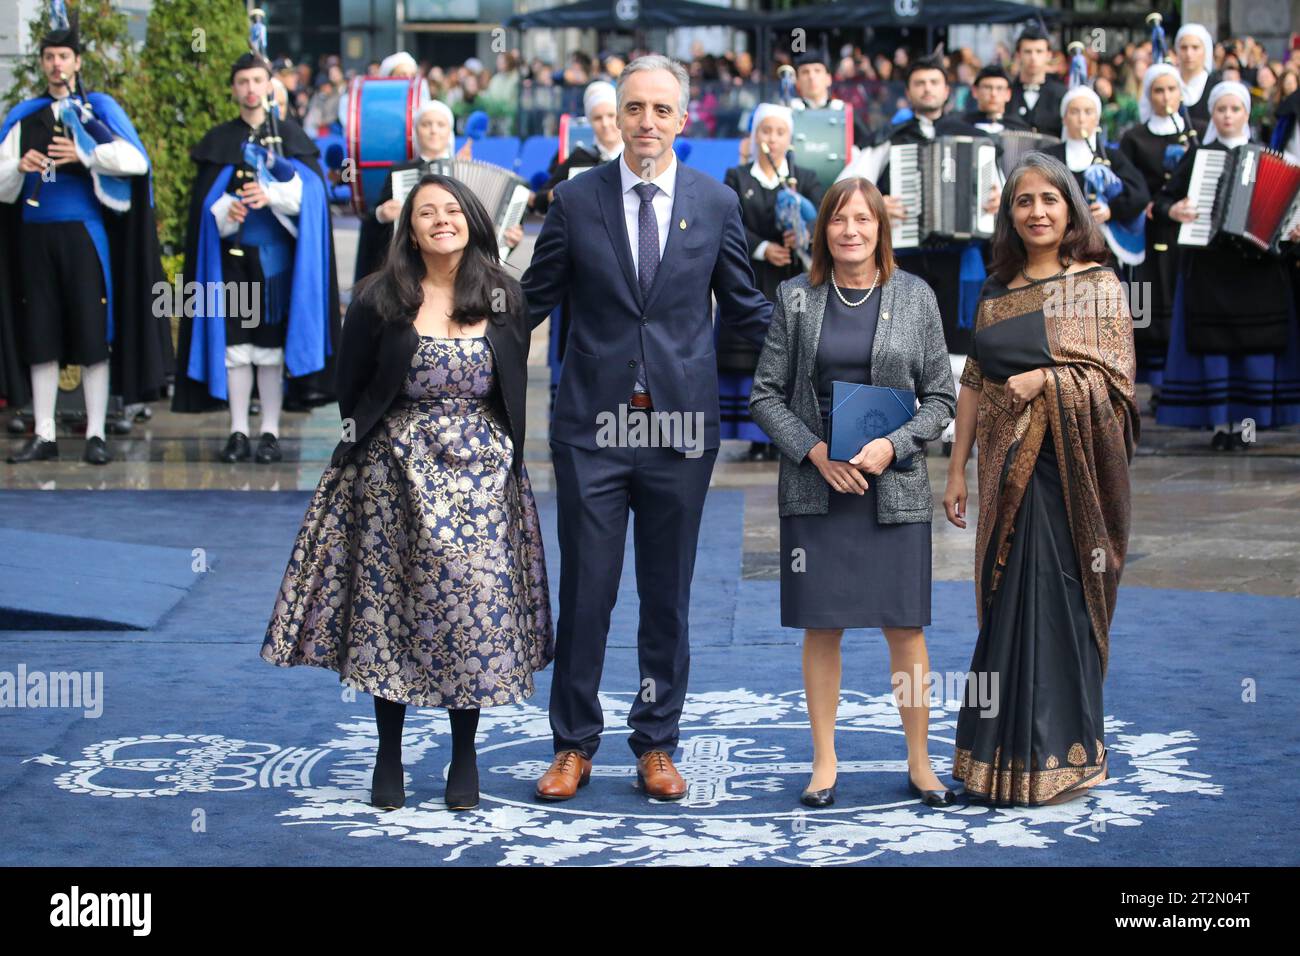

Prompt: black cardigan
xmin=329 ymin=282 xmax=532 ymax=475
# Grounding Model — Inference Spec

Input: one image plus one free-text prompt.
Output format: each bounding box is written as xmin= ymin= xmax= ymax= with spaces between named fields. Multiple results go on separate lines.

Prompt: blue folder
xmin=827 ymin=380 xmax=916 ymax=461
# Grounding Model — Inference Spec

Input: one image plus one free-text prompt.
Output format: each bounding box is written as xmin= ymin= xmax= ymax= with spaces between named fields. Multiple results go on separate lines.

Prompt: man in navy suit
xmin=522 ymin=54 xmax=772 ymax=801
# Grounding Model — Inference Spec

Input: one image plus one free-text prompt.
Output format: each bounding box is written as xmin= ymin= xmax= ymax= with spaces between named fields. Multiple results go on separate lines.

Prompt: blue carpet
xmin=0 ymin=528 xmax=200 ymax=630
xmin=0 ymin=491 xmax=1295 ymax=866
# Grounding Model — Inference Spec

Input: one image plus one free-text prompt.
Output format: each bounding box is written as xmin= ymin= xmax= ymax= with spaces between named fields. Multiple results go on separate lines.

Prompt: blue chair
xmin=518 ymin=135 xmax=560 ymax=186
xmin=470 ymin=136 xmax=522 ymax=171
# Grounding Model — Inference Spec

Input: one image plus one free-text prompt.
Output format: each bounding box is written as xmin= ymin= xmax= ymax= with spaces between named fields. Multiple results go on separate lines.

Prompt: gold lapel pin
xmin=679 ymin=219 xmax=687 ymax=230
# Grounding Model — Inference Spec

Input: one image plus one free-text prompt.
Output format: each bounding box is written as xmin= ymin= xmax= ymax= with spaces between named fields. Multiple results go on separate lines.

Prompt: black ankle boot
xmin=371 ymin=696 xmax=407 ymax=810
xmin=445 ymin=708 xmax=480 ymax=810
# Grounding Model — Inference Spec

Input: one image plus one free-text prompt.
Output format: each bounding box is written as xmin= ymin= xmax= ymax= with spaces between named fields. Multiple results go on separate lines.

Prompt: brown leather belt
xmin=628 ymin=392 xmax=653 ymax=409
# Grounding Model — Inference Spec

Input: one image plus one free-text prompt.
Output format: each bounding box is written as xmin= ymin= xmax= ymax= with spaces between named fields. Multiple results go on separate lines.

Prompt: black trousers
xmin=548 ymin=436 xmax=718 ymax=759
xmin=20 ymin=220 xmax=108 ymax=366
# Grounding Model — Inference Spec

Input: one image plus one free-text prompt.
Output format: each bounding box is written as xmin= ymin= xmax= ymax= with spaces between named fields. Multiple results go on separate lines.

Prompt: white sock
xmin=255 ymin=363 xmax=283 ymax=438
xmin=30 ymin=360 xmax=58 ymax=442
xmin=81 ymin=360 xmax=109 ymax=441
xmin=227 ymin=363 xmax=254 ymax=436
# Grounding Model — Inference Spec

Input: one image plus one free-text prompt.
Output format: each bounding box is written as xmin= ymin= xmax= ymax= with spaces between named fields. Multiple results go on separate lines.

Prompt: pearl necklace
xmin=830 ymin=266 xmax=878 ymax=307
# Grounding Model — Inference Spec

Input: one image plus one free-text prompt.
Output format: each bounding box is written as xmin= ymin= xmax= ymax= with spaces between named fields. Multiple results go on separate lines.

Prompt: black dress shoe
xmin=219 ymin=431 xmax=251 ymax=462
xmin=7 ymin=435 xmax=58 ymax=463
xmin=7 ymin=414 xmax=29 ymax=435
xmin=799 ymin=780 xmax=837 ymax=808
xmin=745 ymin=441 xmax=766 ymax=461
xmin=82 ymin=436 xmax=111 ymax=465
xmin=254 ymin=432 xmax=282 ymax=464
xmin=1229 ymin=431 xmax=1249 ymax=450
xmin=909 ymin=773 xmax=956 ymax=807
xmin=1210 ymin=430 xmax=1232 ymax=451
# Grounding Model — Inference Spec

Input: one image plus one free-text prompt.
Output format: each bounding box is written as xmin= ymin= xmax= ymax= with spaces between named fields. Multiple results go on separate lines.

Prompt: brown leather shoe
xmin=535 ymin=749 xmax=592 ymax=801
xmin=635 ymin=750 xmax=687 ymax=800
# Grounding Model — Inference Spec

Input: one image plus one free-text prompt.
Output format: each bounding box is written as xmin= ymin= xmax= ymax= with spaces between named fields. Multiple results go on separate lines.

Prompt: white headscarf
xmin=1060 ymin=84 xmax=1103 ymax=122
xmin=413 ymin=99 xmax=455 ymax=159
xmin=748 ymin=102 xmax=794 ymax=169
xmin=380 ymin=52 xmax=417 ymax=77
xmin=1140 ymin=63 xmax=1184 ymax=124
xmin=1203 ymin=80 xmax=1251 ymax=145
xmin=583 ymin=81 xmax=616 ymax=119
xmin=1174 ymin=24 xmax=1214 ymax=66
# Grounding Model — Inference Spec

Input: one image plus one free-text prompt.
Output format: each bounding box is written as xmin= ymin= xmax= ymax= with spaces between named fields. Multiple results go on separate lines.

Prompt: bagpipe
xmin=1080 ymin=141 xmax=1147 ymax=266
xmin=26 ymin=70 xmax=132 ymax=213
xmin=227 ymin=96 xmax=295 ymax=258
xmin=762 ymin=66 xmax=820 ymax=269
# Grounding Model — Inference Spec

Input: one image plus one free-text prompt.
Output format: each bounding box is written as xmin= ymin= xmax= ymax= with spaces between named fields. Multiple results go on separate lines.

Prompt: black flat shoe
xmin=909 ymin=773 xmax=956 ymax=807
xmin=6 ymin=414 xmax=28 ymax=435
xmin=82 ymin=436 xmax=111 ymax=465
xmin=445 ymin=758 xmax=480 ymax=811
xmin=1229 ymin=431 xmax=1249 ymax=450
xmin=744 ymin=442 xmax=766 ymax=462
xmin=8 ymin=435 xmax=58 ymax=463
xmin=254 ymin=432 xmax=282 ymax=464
xmin=1210 ymin=431 xmax=1232 ymax=451
xmin=799 ymin=780 xmax=836 ymax=808
xmin=219 ymin=431 xmax=251 ymax=463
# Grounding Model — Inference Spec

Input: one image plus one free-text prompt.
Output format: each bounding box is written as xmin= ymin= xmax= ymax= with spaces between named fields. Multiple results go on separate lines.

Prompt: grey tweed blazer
xmin=749 ymin=270 xmax=957 ymax=522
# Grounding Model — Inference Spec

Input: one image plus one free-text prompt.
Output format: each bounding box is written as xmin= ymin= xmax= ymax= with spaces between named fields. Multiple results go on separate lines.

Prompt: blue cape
xmin=186 ymin=157 xmax=332 ymax=401
xmin=0 ymin=92 xmax=154 ymax=206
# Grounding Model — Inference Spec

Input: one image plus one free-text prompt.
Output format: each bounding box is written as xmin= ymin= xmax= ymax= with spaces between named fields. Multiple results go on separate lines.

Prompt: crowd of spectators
xmin=270 ymin=29 xmax=1300 ymax=146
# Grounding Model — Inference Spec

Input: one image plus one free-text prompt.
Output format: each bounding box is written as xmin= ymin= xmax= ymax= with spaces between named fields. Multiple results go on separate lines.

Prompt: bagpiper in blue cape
xmin=0 ymin=90 xmax=171 ymax=409
xmin=171 ymin=113 xmax=339 ymax=412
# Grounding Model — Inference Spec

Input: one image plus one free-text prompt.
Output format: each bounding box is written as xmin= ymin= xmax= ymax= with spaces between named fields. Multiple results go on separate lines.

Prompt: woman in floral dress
xmin=261 ymin=174 xmax=553 ymax=812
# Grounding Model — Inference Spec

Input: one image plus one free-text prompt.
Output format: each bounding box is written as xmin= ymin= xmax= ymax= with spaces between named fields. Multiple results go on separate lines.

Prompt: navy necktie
xmin=634 ymin=182 xmax=660 ymax=300
xmin=632 ymin=182 xmax=659 ymax=394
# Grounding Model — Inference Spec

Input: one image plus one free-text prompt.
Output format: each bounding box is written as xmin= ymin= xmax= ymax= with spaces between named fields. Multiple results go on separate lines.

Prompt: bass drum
xmin=346 ymin=75 xmax=430 ymax=215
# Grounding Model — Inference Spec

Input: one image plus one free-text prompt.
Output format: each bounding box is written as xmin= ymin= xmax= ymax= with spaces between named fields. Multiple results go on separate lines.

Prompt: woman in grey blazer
xmin=749 ymin=177 xmax=957 ymax=809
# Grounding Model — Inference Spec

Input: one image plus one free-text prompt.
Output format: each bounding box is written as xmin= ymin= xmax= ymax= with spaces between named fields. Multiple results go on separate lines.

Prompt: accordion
xmin=390 ymin=159 xmax=532 ymax=261
xmin=889 ymin=136 xmax=998 ymax=248
xmin=1177 ymin=144 xmax=1300 ymax=255
xmin=996 ymin=130 xmax=1060 ymax=177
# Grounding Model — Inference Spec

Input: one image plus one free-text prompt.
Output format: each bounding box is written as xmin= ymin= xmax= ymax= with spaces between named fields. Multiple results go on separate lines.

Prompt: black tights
xmin=373 ymin=696 xmax=479 ymax=796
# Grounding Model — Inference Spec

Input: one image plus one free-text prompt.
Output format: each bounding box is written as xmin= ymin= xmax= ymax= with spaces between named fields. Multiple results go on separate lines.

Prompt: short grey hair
xmin=617 ymin=54 xmax=690 ymax=118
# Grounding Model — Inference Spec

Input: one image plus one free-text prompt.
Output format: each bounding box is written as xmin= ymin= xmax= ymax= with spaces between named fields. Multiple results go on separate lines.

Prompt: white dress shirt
xmin=1183 ymin=70 xmax=1210 ymax=108
xmin=0 ymin=99 xmax=148 ymax=204
xmin=619 ymin=150 xmax=676 ymax=279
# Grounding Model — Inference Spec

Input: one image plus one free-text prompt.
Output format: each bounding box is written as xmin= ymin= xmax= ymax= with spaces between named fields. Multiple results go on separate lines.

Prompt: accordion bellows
xmin=390 ymin=159 xmax=531 ymax=261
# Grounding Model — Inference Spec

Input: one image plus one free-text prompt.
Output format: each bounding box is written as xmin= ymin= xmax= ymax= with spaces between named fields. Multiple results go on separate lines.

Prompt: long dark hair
xmin=988 ymin=152 xmax=1110 ymax=283
xmin=356 ymin=173 xmax=522 ymax=327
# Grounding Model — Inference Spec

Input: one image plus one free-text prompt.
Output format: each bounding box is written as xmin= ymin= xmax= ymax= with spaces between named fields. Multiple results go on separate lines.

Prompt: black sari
xmin=953 ymin=267 xmax=1138 ymax=805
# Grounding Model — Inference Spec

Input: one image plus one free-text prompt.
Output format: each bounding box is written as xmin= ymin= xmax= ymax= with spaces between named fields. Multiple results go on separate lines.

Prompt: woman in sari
xmin=942 ymin=152 xmax=1138 ymax=806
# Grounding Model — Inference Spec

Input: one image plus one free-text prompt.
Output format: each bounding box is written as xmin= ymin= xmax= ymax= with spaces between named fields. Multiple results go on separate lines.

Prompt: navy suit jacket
xmin=521 ymin=156 xmax=772 ymax=453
